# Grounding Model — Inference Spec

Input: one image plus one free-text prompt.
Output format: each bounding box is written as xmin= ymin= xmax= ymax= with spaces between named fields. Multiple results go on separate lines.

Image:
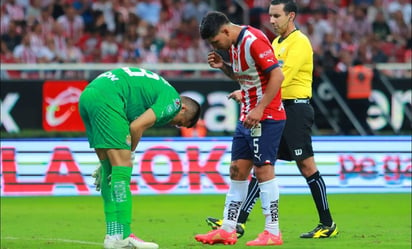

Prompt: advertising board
xmin=1 ymin=136 xmax=410 ymax=196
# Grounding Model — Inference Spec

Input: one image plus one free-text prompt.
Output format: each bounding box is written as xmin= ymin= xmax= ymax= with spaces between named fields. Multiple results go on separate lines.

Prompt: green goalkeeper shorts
xmin=79 ymin=87 xmax=131 ymax=150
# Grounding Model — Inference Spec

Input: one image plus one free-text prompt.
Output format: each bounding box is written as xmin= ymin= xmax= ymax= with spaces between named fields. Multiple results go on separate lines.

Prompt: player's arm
xmin=208 ymin=51 xmax=236 ymax=80
xmin=246 ymin=67 xmax=284 ymax=128
xmin=129 ymin=108 xmax=156 ymax=151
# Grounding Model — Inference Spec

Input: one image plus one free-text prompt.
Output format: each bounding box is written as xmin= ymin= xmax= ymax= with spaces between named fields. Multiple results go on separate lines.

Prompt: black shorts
xmin=278 ymin=100 xmax=314 ymax=161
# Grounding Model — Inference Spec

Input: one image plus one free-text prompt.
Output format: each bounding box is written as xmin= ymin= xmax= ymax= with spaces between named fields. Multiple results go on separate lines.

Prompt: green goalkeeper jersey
xmin=86 ymin=67 xmax=182 ymax=127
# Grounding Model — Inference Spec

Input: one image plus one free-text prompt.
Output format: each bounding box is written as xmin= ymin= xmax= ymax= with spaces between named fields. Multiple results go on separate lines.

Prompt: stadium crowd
xmin=1 ymin=0 xmax=411 ymax=79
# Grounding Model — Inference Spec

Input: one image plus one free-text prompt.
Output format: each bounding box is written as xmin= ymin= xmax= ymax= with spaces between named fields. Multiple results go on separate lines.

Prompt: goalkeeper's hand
xmin=92 ymin=164 xmax=102 ymax=191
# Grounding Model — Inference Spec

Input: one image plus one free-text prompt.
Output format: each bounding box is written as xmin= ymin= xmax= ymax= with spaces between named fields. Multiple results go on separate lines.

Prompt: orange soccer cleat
xmin=246 ymin=230 xmax=283 ymax=246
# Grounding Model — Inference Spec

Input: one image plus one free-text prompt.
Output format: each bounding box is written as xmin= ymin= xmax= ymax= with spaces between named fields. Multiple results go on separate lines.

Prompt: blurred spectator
xmin=135 ymin=0 xmax=161 ymax=26
xmin=113 ymin=0 xmax=136 ymax=23
xmin=388 ymin=0 xmax=411 ymax=25
xmin=3 ymin=0 xmax=25 ymax=24
xmin=13 ymin=33 xmax=38 ymax=78
xmin=156 ymin=7 xmax=175 ymax=44
xmin=37 ymin=6 xmax=55 ymax=40
xmin=0 ymin=39 xmax=19 ymax=78
xmin=56 ymin=3 xmax=85 ymax=43
xmin=29 ymin=21 xmax=44 ymax=51
xmin=217 ymin=0 xmax=244 ymax=25
xmin=0 ymin=7 xmax=11 ymax=34
xmin=0 ymin=0 xmax=411 ymax=80
xmin=51 ymin=0 xmax=66 ymax=20
xmin=26 ymin=0 xmax=42 ymax=25
xmin=77 ymin=28 xmax=102 ymax=57
xmin=387 ymin=10 xmax=411 ymax=46
xmin=145 ymin=24 xmax=165 ymax=53
xmin=344 ymin=6 xmax=372 ymax=43
xmin=307 ymin=9 xmax=333 ymax=53
xmin=159 ymin=34 xmax=186 ymax=63
xmin=100 ymin=32 xmax=119 ymax=62
xmin=371 ymin=10 xmax=391 ymax=41
xmin=366 ymin=0 xmax=386 ymax=23
xmin=370 ymin=39 xmax=389 ymax=63
xmin=37 ymin=36 xmax=63 ymax=78
xmin=245 ymin=0 xmax=268 ymax=28
xmin=13 ymin=34 xmax=36 ymax=63
xmin=1 ymin=20 xmax=22 ymax=51
xmin=167 ymin=0 xmax=185 ymax=27
xmin=340 ymin=30 xmax=358 ymax=55
xmin=64 ymin=37 xmax=84 ymax=78
xmin=319 ymin=32 xmax=341 ymax=71
xmin=186 ymin=34 xmax=208 ymax=64
xmin=64 ymin=37 xmax=83 ymax=63
xmin=137 ymin=36 xmax=159 ymax=64
xmin=159 ymin=34 xmax=187 ymax=77
xmin=51 ymin=22 xmax=68 ymax=53
xmin=92 ymin=0 xmax=116 ymax=32
xmin=124 ymin=22 xmax=140 ymax=44
xmin=73 ymin=0 xmax=94 ymax=32
xmin=182 ymin=0 xmax=210 ymax=23
xmin=335 ymin=50 xmax=354 ymax=73
xmin=118 ymin=38 xmax=140 ymax=63
xmin=113 ymin=0 xmax=137 ymax=37
xmin=173 ymin=17 xmax=197 ymax=49
xmin=89 ymin=10 xmax=108 ymax=35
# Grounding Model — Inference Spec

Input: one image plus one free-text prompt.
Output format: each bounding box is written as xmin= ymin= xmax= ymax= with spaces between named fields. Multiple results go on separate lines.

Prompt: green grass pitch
xmin=1 ymin=193 xmax=411 ymax=249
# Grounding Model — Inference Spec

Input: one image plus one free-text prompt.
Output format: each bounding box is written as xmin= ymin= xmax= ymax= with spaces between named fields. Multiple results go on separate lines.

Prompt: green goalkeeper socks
xmin=100 ymin=160 xmax=117 ymax=236
xmin=111 ymin=166 xmax=133 ymax=239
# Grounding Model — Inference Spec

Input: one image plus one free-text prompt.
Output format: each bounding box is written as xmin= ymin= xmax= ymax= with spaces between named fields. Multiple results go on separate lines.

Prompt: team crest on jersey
xmin=174 ymin=98 xmax=181 ymax=109
xmin=278 ymin=60 xmax=284 ymax=68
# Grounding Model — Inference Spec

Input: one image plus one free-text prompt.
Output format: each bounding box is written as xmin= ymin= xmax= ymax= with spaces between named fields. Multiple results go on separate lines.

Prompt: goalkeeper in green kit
xmin=79 ymin=67 xmax=201 ymax=249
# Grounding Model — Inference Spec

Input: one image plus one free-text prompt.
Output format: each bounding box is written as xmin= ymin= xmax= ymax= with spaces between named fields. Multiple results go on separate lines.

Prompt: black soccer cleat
xmin=300 ymin=222 xmax=339 ymax=238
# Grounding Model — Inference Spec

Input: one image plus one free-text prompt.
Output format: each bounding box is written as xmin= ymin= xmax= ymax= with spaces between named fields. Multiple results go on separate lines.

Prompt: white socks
xmin=221 ymin=180 xmax=249 ymax=232
xmin=259 ymin=178 xmax=280 ymax=235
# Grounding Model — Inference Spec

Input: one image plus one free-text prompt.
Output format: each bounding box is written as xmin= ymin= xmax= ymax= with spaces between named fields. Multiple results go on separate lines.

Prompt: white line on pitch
xmin=3 ymin=236 xmax=101 ymax=245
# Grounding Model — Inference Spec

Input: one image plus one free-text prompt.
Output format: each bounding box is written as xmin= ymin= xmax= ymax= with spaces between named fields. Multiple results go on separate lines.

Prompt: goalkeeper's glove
xmin=92 ymin=164 xmax=102 ymax=191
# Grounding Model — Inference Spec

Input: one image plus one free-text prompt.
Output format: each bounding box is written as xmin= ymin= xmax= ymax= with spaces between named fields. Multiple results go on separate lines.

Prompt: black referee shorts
xmin=278 ymin=99 xmax=314 ymax=161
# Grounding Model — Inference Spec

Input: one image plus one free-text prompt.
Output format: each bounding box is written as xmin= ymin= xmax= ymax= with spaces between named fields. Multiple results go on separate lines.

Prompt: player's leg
xmin=297 ymin=157 xmax=338 ymax=238
xmin=195 ymin=123 xmax=252 ymax=245
xmin=79 ymin=89 xmax=121 ymax=248
xmin=282 ymin=104 xmax=337 ymax=238
xmin=82 ymin=91 xmax=158 ymax=248
xmin=205 ymin=174 xmax=258 ymax=238
xmin=94 ymin=149 xmax=120 ymax=249
xmin=238 ymin=174 xmax=259 ymax=224
xmin=246 ymin=119 xmax=284 ymax=246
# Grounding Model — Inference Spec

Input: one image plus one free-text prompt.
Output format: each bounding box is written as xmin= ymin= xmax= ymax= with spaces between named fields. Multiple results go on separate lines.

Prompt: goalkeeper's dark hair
xmin=181 ymin=96 xmax=201 ymax=128
xmin=199 ymin=11 xmax=230 ymax=40
xmin=271 ymin=0 xmax=298 ymax=15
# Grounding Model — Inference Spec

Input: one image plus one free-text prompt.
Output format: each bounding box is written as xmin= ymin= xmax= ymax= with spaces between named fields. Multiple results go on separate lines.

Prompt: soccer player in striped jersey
xmin=206 ymin=0 xmax=339 ymax=240
xmin=194 ymin=11 xmax=286 ymax=246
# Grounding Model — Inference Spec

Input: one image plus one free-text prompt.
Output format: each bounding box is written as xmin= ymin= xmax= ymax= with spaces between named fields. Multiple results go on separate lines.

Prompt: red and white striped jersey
xmin=229 ymin=26 xmax=285 ymax=121
xmin=56 ymin=15 xmax=84 ymax=43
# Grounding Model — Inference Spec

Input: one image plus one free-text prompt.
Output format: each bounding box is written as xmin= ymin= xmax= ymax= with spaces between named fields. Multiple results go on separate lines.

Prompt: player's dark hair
xmin=270 ymin=0 xmax=298 ymax=15
xmin=199 ymin=11 xmax=230 ymax=40
xmin=181 ymin=96 xmax=201 ymax=128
